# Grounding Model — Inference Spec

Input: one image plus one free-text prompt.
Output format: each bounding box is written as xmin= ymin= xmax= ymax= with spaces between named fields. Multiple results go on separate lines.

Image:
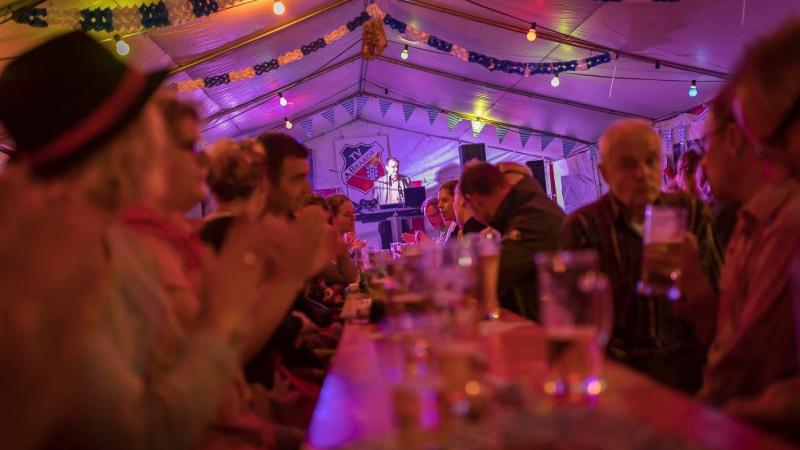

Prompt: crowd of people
xmin=1 ymin=18 xmax=799 ymax=450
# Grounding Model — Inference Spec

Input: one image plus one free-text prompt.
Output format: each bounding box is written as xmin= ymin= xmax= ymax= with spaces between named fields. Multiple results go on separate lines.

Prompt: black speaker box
xmin=458 ymin=143 xmax=486 ymax=167
xmin=525 ymin=160 xmax=548 ymax=192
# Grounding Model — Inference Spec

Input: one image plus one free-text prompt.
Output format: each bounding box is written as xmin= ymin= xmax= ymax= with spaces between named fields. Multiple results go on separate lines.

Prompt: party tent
xmin=2 ymin=0 xmax=799 ymax=214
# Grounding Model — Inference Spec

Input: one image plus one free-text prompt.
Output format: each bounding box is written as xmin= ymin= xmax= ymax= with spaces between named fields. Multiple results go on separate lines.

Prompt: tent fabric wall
xmin=553 ymin=151 xmax=603 ymax=214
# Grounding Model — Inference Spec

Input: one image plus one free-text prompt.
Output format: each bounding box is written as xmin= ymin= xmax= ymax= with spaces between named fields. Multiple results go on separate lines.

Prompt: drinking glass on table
xmin=636 ymin=205 xmax=688 ymax=301
xmin=421 ymin=238 xmax=480 ymax=341
xmin=535 ymin=250 xmax=613 ymax=399
xmin=468 ymin=230 xmax=502 ymax=320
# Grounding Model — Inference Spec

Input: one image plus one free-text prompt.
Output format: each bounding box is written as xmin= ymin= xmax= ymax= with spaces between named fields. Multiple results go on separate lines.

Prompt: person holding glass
xmin=560 ymin=119 xmax=723 ymax=394
xmin=673 ymin=22 xmax=800 ymax=439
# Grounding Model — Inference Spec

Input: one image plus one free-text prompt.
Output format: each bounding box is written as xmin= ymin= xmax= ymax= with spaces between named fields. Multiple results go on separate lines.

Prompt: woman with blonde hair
xmin=0 ymin=32 xmax=332 ymax=450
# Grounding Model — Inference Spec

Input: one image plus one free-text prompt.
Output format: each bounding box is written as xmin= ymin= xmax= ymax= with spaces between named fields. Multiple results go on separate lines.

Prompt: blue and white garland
xmin=14 ymin=0 xmax=245 ymax=33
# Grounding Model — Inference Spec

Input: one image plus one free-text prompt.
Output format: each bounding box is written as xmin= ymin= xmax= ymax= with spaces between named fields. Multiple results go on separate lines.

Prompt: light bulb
xmin=688 ymin=80 xmax=698 ymax=97
xmin=401 ymin=45 xmax=409 ymax=60
xmin=279 ymin=92 xmax=288 ymax=107
xmin=284 ymin=117 xmax=293 ymax=129
xmin=114 ymin=35 xmax=129 ymax=56
xmin=273 ymin=0 xmax=285 ymax=15
xmin=526 ymin=22 xmax=537 ymax=42
xmin=550 ymin=72 xmax=560 ymax=88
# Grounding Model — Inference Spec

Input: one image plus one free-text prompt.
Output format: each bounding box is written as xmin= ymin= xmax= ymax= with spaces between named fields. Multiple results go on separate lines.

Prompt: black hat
xmin=0 ymin=31 xmax=166 ymax=174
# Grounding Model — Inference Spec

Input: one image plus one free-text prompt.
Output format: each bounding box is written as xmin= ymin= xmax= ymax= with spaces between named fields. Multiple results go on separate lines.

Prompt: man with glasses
xmin=373 ymin=156 xmax=411 ymax=205
xmin=675 ymin=22 xmax=800 ymax=430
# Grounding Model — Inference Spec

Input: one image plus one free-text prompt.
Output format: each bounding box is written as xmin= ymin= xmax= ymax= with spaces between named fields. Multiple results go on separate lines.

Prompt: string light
xmin=278 ymin=92 xmax=288 ymax=107
xmin=284 ymin=117 xmax=293 ymax=129
xmin=273 ymin=0 xmax=285 ymax=15
xmin=113 ymin=34 xmax=129 ymax=56
xmin=401 ymin=44 xmax=409 ymax=60
xmin=550 ymin=72 xmax=560 ymax=87
xmin=526 ymin=22 xmax=537 ymax=42
xmin=688 ymin=80 xmax=698 ymax=97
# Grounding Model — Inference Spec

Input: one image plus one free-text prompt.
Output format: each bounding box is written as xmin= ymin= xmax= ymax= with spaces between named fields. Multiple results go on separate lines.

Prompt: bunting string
xmin=14 ymin=0 xmax=247 ymax=33
xmin=174 ymin=4 xmax=616 ymax=92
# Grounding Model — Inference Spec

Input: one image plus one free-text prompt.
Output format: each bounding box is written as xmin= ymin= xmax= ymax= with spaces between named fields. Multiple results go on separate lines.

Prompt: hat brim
xmin=29 ymin=69 xmax=169 ymax=177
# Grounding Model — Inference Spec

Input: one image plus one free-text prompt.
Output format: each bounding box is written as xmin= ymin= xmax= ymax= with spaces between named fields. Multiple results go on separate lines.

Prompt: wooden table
xmin=305 ymin=312 xmax=797 ymax=450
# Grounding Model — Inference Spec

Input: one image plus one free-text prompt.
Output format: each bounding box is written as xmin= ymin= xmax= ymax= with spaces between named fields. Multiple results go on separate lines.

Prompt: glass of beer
xmin=468 ymin=230 xmax=502 ymax=320
xmin=421 ymin=239 xmax=480 ymax=341
xmin=535 ymin=250 xmax=612 ymax=399
xmin=636 ymin=205 xmax=688 ymax=301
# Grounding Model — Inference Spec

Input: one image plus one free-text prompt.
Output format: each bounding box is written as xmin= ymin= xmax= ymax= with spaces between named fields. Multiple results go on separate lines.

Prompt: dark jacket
xmin=459 ymin=217 xmax=486 ymax=237
xmin=488 ymin=177 xmax=565 ymax=320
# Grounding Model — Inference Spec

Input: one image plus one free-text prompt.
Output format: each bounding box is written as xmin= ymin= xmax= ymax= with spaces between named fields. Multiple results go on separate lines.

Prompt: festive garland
xmin=175 ymin=11 xmax=370 ymax=91
xmin=377 ymin=4 xmax=618 ymax=76
xmin=174 ymin=3 xmax=616 ymax=92
xmin=13 ymin=0 xmax=245 ymax=33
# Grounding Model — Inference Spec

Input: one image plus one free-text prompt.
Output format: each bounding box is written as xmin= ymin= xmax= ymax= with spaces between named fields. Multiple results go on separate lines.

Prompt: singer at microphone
xmin=374 ymin=156 xmax=411 ymax=205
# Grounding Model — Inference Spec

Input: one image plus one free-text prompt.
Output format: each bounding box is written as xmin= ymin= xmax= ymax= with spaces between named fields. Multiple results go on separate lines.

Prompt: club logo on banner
xmin=337 ymin=137 xmax=388 ymax=193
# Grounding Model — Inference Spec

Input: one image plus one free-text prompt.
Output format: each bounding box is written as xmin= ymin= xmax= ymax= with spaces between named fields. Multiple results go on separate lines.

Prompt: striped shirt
xmin=562 ymin=192 xmax=723 ymax=392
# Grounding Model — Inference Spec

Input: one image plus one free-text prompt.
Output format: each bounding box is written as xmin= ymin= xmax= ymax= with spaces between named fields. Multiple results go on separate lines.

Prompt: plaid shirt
xmin=562 ymin=192 xmax=723 ymax=392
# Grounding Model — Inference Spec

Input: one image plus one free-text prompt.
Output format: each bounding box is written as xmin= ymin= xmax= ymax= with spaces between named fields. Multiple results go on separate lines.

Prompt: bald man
xmin=561 ymin=119 xmax=723 ymax=394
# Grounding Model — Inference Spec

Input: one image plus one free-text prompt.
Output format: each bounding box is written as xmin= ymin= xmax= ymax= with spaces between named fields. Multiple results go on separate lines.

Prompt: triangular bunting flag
xmin=519 ymin=129 xmax=532 ymax=148
xmin=342 ymin=98 xmax=355 ymax=118
xmin=300 ymin=117 xmax=313 ymax=137
xmin=562 ymin=140 xmax=577 ymax=158
xmin=322 ymin=108 xmax=336 ymax=126
xmin=471 ymin=120 xmax=486 ymax=138
xmin=496 ymin=125 xmax=508 ymax=144
xmin=541 ymin=135 xmax=554 ymax=151
xmin=379 ymin=99 xmax=392 ymax=117
xmin=589 ymin=143 xmax=598 ymax=160
xmin=427 ymin=107 xmax=439 ymax=125
xmin=447 ymin=113 xmax=461 ymax=132
xmin=356 ymin=96 xmax=368 ymax=116
xmin=402 ymin=104 xmax=415 ymax=122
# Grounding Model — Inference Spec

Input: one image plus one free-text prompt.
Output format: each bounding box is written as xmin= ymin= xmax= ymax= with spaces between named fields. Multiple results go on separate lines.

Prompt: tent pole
xmin=398 ymin=0 xmax=728 ymax=80
xmin=167 ymin=0 xmax=353 ymax=75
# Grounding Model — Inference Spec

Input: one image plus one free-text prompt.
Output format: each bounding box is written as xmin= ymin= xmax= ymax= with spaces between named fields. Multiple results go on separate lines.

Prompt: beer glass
xmin=421 ymin=238 xmax=480 ymax=341
xmin=535 ymin=250 xmax=612 ymax=398
xmin=469 ymin=231 xmax=502 ymax=320
xmin=636 ymin=205 xmax=688 ymax=301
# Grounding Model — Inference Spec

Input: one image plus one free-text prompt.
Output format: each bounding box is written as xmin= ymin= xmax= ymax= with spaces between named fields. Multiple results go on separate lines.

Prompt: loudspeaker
xmin=526 ymin=160 xmax=548 ymax=192
xmin=403 ymin=186 xmax=426 ymax=208
xmin=458 ymin=143 xmax=486 ymax=167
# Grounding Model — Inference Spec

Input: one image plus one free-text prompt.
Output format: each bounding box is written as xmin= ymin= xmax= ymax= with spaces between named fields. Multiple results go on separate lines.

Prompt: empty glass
xmin=636 ymin=205 xmax=688 ymax=301
xmin=535 ymin=250 xmax=613 ymax=399
xmin=469 ymin=230 xmax=502 ymax=320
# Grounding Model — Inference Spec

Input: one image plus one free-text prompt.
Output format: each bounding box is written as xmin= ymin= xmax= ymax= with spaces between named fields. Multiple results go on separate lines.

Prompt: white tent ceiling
xmin=2 ymin=0 xmax=800 ymax=159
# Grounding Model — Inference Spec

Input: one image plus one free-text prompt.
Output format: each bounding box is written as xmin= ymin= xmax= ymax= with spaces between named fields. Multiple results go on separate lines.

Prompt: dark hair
xmin=710 ymin=83 xmax=737 ymax=128
xmin=206 ymin=139 xmax=264 ymax=202
xmin=256 ymin=132 xmax=310 ymax=185
xmin=326 ymin=194 xmax=352 ymax=217
xmin=421 ymin=196 xmax=439 ymax=214
xmin=678 ymin=149 xmax=702 ymax=175
xmin=459 ymin=161 xmax=506 ymax=196
xmin=439 ymin=180 xmax=458 ymax=197
xmin=304 ymin=193 xmax=331 ymax=211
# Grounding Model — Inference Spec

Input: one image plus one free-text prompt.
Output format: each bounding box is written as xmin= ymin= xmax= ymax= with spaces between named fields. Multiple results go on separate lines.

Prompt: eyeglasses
xmin=699 ymin=119 xmax=733 ymax=151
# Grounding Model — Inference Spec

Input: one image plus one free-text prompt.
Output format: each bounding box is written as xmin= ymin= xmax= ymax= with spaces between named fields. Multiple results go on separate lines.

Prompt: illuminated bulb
xmin=114 ymin=35 xmax=129 ymax=56
xmin=284 ymin=117 xmax=293 ymax=129
xmin=278 ymin=92 xmax=288 ymax=107
xmin=273 ymin=0 xmax=285 ymax=15
xmin=550 ymin=72 xmax=560 ymax=88
xmin=688 ymin=80 xmax=698 ymax=98
xmin=401 ymin=44 xmax=409 ymax=60
xmin=526 ymin=22 xmax=537 ymax=42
